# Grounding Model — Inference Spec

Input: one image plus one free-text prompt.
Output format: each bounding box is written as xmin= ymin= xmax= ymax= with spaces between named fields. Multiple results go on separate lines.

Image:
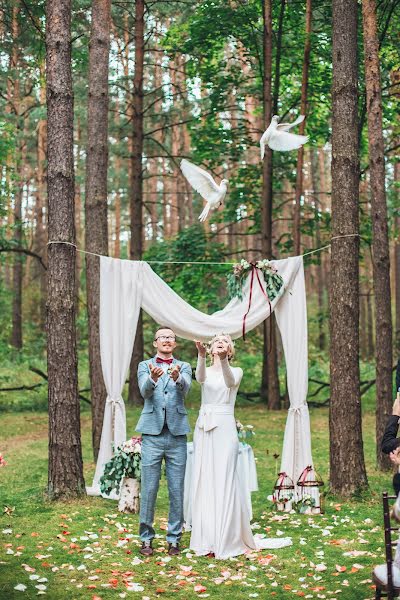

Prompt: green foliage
xmin=144 ymin=224 xmax=229 ymax=312
xmin=100 ymin=443 xmax=142 ymax=496
xmin=226 ymin=259 xmax=284 ymax=301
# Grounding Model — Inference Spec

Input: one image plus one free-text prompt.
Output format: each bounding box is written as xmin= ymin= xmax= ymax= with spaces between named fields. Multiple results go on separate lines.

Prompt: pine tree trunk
xmin=293 ymin=0 xmax=312 ymax=256
xmin=311 ymin=148 xmax=325 ymax=350
xmin=34 ymin=66 xmax=47 ymax=330
xmin=113 ymin=99 xmax=122 ymax=258
xmin=366 ymin=288 xmax=375 ymax=358
xmin=360 ymin=290 xmax=367 ymax=359
xmin=85 ymin=0 xmax=111 ymax=461
xmin=395 ymin=160 xmax=400 ymax=352
xmin=128 ymin=0 xmax=145 ymax=406
xmin=46 ymin=0 xmax=85 ymax=499
xmin=362 ymin=0 xmax=393 ymax=470
xmin=329 ymin=0 xmax=368 ymax=495
xmin=261 ymin=0 xmax=280 ymax=409
xmin=74 ymin=118 xmax=83 ymax=312
xmin=10 ymin=5 xmax=22 ymax=350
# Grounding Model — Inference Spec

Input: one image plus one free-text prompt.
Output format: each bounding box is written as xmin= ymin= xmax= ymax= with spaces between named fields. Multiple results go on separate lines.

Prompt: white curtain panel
xmin=87 ymin=257 xmax=142 ymax=495
xmin=274 ymin=260 xmax=314 ymax=490
xmin=88 ymin=255 xmax=314 ymax=497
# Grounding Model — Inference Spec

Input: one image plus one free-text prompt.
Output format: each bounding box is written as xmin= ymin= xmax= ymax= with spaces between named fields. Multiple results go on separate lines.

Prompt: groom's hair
xmin=154 ymin=326 xmax=175 ymax=339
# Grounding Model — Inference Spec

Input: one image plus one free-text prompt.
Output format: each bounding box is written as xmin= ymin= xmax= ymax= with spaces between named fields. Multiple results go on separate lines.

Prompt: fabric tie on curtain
xmin=106 ymin=395 xmax=123 ymax=407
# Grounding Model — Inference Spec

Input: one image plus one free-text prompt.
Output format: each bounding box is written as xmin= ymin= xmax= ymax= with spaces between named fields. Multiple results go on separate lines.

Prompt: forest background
xmin=0 ymin=0 xmax=399 ymax=497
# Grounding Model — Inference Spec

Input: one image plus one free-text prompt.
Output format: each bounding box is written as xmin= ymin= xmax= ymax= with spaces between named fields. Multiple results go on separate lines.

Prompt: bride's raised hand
xmin=194 ymin=340 xmax=207 ymax=357
xmin=216 ymin=348 xmax=228 ymax=360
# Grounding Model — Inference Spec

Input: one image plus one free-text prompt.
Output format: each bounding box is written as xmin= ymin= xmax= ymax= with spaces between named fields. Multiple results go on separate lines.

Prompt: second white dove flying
xmin=260 ymin=114 xmax=309 ymax=158
xmin=180 ymin=159 xmax=228 ymax=222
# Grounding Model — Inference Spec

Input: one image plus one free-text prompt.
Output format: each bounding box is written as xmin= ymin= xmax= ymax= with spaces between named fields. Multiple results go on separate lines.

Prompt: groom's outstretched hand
xmin=149 ymin=363 xmax=164 ymax=382
xmin=170 ymin=364 xmax=181 ymax=381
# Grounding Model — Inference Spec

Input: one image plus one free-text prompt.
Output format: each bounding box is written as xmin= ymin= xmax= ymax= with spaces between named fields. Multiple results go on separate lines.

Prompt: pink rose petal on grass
xmin=194 ymin=585 xmax=207 ymax=593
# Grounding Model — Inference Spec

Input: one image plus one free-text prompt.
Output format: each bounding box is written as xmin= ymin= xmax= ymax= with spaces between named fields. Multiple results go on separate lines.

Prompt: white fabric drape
xmin=140 ymin=257 xmax=301 ymax=339
xmin=89 ymin=255 xmax=314 ymax=495
xmin=274 ymin=260 xmax=314 ymax=491
xmin=87 ymin=258 xmax=142 ymax=496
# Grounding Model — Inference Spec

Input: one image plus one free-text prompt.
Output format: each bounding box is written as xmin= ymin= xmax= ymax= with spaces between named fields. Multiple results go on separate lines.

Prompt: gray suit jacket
xmin=135 ymin=357 xmax=192 ymax=436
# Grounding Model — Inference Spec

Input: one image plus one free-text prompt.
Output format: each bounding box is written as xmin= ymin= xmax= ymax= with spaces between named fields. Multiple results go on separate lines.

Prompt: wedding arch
xmin=87 ymin=254 xmax=314 ymax=497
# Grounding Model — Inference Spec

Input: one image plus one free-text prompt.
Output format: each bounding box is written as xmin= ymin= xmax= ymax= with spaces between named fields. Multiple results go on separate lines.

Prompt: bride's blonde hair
xmin=208 ymin=333 xmax=235 ymax=363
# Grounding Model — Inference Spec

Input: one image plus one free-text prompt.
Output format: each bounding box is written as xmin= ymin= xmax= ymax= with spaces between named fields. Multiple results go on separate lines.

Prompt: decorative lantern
xmin=272 ymin=472 xmax=295 ymax=512
xmin=296 ymin=465 xmax=324 ymax=514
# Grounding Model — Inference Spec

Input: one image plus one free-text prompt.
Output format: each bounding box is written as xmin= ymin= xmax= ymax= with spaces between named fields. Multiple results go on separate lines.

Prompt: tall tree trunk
xmin=366 ymin=287 xmax=375 ymax=358
xmin=11 ymin=177 xmax=23 ymax=349
xmin=128 ymin=0 xmax=145 ymax=406
xmin=329 ymin=0 xmax=368 ymax=495
xmin=85 ymin=0 xmax=111 ymax=461
xmin=360 ymin=290 xmax=367 ymax=359
xmin=75 ymin=117 xmax=83 ymax=310
xmin=272 ymin=0 xmax=286 ymax=115
xmin=261 ymin=0 xmax=280 ymax=409
xmin=113 ymin=98 xmax=122 ymax=258
xmin=362 ymin=0 xmax=393 ymax=470
xmin=293 ymin=0 xmax=312 ymax=256
xmin=395 ymin=160 xmax=400 ymax=352
xmin=34 ymin=64 xmax=48 ymax=329
xmin=46 ymin=0 xmax=85 ymax=498
xmin=311 ymin=148 xmax=326 ymax=350
xmin=10 ymin=5 xmax=22 ymax=350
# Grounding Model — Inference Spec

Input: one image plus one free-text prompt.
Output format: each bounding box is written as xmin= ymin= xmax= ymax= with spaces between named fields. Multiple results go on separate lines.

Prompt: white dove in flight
xmin=180 ymin=159 xmax=228 ymax=222
xmin=260 ymin=114 xmax=308 ymax=158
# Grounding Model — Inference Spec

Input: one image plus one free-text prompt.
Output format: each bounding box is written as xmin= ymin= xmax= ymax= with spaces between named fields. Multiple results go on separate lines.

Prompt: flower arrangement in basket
xmin=227 ymin=259 xmax=284 ymax=301
xmin=100 ymin=437 xmax=142 ymax=513
xmin=296 ymin=465 xmax=324 ymax=514
xmin=236 ymin=421 xmax=255 ymax=445
xmin=269 ymin=472 xmax=295 ymax=512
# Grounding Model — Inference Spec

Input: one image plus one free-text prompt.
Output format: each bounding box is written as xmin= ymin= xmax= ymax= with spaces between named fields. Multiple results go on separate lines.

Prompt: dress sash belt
xmin=197 ymin=405 xmax=235 ymax=432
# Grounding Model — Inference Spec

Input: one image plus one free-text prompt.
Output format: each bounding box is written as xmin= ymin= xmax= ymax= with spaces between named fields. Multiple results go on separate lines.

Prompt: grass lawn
xmin=0 ymin=392 xmax=394 ymax=600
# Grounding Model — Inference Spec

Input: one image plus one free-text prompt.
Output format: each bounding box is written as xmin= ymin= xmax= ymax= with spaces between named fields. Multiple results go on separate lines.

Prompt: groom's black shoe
xmin=168 ymin=543 xmax=180 ymax=556
xmin=140 ymin=541 xmax=153 ymax=556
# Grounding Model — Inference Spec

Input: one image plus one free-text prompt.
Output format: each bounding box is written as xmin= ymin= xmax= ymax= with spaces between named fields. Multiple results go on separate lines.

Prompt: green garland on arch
xmin=227 ymin=259 xmax=284 ymax=302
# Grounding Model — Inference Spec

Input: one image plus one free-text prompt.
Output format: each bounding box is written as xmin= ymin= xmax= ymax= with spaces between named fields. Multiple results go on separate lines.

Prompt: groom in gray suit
xmin=136 ymin=326 xmax=192 ymax=556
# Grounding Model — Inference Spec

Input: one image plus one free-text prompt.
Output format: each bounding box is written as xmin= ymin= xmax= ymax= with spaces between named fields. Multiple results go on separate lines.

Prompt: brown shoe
xmin=168 ymin=543 xmax=180 ymax=556
xmin=139 ymin=541 xmax=153 ymax=556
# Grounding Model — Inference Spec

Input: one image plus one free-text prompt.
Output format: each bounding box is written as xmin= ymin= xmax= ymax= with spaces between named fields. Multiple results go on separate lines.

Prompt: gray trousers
xmin=139 ymin=427 xmax=187 ymax=545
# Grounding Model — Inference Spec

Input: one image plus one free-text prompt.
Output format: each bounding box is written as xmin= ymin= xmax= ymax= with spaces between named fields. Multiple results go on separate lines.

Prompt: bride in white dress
xmin=190 ymin=333 xmax=291 ymax=559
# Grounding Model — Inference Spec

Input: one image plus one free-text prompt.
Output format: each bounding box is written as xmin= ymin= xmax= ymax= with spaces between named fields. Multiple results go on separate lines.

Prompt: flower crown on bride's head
xmin=207 ymin=332 xmax=235 ymax=362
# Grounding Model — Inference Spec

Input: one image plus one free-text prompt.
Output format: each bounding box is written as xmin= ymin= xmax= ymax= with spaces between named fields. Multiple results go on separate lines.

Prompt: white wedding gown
xmin=190 ymin=356 xmax=292 ymax=559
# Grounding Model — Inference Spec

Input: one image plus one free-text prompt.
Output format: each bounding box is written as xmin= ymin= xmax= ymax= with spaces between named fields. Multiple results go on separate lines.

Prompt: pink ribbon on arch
xmin=242 ymin=263 xmax=272 ymax=341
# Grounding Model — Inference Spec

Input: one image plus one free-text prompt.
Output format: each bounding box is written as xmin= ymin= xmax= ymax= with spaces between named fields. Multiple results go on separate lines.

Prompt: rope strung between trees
xmin=46 ymin=233 xmax=360 ymax=265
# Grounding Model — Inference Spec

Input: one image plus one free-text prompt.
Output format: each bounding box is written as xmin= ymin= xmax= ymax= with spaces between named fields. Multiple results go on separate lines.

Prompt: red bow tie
xmin=156 ymin=357 xmax=173 ymax=365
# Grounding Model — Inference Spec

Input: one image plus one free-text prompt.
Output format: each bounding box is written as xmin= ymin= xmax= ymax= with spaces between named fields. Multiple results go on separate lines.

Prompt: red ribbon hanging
xmin=299 ymin=465 xmax=313 ymax=485
xmin=242 ymin=263 xmax=272 ymax=340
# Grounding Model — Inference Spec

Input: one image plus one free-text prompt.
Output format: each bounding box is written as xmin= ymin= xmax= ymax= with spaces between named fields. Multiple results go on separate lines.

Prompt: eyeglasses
xmin=155 ymin=335 xmax=176 ymax=342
